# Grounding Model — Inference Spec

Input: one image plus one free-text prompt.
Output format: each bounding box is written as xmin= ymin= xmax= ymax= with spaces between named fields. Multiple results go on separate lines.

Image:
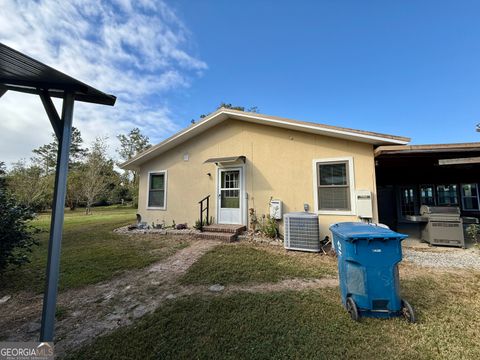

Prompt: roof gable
xmin=121 ymin=108 xmax=410 ymax=169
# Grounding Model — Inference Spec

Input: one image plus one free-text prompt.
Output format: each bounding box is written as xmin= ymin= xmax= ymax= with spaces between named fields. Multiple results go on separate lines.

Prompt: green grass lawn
xmin=179 ymin=243 xmax=337 ymax=285
xmin=66 ymin=270 xmax=480 ymax=360
xmin=0 ymin=206 xmax=189 ymax=295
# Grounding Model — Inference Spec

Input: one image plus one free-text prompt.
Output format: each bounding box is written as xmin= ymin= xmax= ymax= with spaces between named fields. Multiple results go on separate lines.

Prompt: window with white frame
xmin=461 ymin=183 xmax=479 ymax=210
xmin=316 ymin=159 xmax=352 ymax=211
xmin=148 ymin=171 xmax=166 ymax=208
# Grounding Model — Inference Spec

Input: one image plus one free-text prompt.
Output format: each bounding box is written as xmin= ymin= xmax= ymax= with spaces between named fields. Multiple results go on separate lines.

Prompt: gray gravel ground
xmin=403 ymin=248 xmax=480 ymax=269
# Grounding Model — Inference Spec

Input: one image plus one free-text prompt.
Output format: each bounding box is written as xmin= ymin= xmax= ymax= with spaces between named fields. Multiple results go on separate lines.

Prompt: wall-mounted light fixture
xmin=207 ymin=172 xmax=211 ymax=177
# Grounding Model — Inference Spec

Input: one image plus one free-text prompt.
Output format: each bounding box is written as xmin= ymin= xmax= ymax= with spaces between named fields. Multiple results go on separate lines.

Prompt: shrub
xmin=194 ymin=220 xmax=202 ymax=230
xmin=0 ymin=165 xmax=39 ymax=273
xmin=259 ymin=214 xmax=278 ymax=239
xmin=466 ymin=224 xmax=480 ymax=247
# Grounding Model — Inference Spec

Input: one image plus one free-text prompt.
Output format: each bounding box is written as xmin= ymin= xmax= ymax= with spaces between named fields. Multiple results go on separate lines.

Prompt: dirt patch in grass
xmin=65 ymin=269 xmax=480 ymax=360
xmin=0 ymin=238 xmax=217 ymax=355
xmin=179 ymin=242 xmax=337 ymax=285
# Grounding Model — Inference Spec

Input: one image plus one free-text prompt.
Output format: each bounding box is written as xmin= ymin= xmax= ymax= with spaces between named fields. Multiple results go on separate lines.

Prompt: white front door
xmin=217 ymin=167 xmax=243 ymax=224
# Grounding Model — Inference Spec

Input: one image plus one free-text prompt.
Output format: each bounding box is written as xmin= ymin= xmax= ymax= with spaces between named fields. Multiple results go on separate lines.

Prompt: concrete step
xmin=202 ymin=224 xmax=246 ymax=234
xmin=197 ymin=231 xmax=237 ymax=242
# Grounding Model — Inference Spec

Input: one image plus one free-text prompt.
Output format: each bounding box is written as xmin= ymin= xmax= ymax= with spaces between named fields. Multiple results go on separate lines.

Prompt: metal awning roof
xmin=375 ymin=142 xmax=480 ymax=157
xmin=204 ymin=156 xmax=246 ymax=164
xmin=0 ymin=42 xmax=116 ymax=105
xmin=0 ymin=43 xmax=117 ymax=342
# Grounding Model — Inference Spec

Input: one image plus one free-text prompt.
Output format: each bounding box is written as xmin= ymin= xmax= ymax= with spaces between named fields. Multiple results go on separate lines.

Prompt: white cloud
xmin=0 ymin=0 xmax=206 ymax=165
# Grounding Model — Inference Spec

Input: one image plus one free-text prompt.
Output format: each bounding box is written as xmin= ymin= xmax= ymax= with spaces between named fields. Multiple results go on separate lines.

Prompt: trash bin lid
xmin=329 ymin=222 xmax=407 ymax=241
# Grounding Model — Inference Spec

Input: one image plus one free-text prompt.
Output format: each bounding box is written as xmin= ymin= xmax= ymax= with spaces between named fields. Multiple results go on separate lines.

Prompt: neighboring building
xmin=375 ymin=143 xmax=480 ymax=238
xmin=121 ymin=108 xmax=409 ymax=239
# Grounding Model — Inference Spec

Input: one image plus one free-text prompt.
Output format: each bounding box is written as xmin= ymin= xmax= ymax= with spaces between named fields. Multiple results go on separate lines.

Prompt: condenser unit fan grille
xmin=284 ymin=213 xmax=320 ymax=252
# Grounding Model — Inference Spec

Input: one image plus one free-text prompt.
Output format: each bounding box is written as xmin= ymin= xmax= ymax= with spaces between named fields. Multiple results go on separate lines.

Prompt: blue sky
xmin=1 ymin=0 xmax=480 ymax=164
xmin=170 ymin=0 xmax=480 ymax=144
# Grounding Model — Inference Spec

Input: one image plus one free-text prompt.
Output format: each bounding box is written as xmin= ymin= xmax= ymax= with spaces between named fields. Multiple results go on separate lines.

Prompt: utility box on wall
xmin=269 ymin=199 xmax=283 ymax=220
xmin=355 ymin=190 xmax=373 ymax=219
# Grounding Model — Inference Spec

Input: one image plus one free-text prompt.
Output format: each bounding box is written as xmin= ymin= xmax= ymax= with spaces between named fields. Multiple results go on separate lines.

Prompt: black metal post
xmin=206 ymin=196 xmax=209 ymax=225
xmin=199 ymin=201 xmax=203 ymax=231
xmin=39 ymin=92 xmax=74 ymax=342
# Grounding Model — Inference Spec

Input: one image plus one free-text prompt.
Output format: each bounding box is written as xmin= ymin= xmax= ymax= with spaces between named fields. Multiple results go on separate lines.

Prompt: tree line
xmin=3 ymin=127 xmax=151 ymax=214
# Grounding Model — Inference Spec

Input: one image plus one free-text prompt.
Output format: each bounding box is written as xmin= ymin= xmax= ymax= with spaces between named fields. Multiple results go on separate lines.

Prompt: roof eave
xmin=121 ymin=109 xmax=409 ymax=169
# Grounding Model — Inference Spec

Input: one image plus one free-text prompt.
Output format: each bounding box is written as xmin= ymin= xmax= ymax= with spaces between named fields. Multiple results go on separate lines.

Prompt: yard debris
xmin=208 ymin=284 xmax=225 ymax=292
xmin=132 ymin=305 xmax=148 ymax=319
xmin=0 ymin=295 xmax=11 ymax=304
xmin=27 ymin=322 xmax=41 ymax=333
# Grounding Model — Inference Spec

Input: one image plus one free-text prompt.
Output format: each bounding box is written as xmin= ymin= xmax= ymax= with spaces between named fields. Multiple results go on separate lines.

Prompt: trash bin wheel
xmin=346 ymin=297 xmax=359 ymax=322
xmin=401 ymin=299 xmax=416 ymax=323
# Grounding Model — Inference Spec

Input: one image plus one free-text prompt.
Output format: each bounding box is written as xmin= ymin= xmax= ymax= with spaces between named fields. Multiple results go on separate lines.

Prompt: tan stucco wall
xmin=137 ymin=119 xmax=378 ymax=239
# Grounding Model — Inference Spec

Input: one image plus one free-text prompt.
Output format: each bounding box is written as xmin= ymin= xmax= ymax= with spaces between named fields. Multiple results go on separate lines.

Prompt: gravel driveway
xmin=403 ymin=248 xmax=480 ymax=269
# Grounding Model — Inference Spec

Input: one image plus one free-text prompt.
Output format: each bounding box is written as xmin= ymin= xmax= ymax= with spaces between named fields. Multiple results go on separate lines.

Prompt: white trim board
xmin=146 ymin=170 xmax=168 ymax=210
xmin=312 ymin=157 xmax=356 ymax=216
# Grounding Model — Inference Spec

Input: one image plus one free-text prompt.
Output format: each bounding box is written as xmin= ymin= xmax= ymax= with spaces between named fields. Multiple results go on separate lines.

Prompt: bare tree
xmin=116 ymin=128 xmax=151 ymax=206
xmin=80 ymin=138 xmax=112 ymax=214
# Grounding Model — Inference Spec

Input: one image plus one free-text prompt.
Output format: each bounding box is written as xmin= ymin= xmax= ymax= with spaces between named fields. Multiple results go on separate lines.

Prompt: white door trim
xmin=216 ymin=164 xmax=246 ymax=225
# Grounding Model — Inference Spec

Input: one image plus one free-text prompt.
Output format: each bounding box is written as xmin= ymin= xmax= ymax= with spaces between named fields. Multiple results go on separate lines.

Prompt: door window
xmin=220 ymin=170 xmax=240 ymax=208
xmin=399 ymin=186 xmax=416 ymax=216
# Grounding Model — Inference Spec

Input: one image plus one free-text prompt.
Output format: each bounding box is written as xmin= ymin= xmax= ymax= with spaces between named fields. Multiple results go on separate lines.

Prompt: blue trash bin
xmin=329 ymin=222 xmax=415 ymax=322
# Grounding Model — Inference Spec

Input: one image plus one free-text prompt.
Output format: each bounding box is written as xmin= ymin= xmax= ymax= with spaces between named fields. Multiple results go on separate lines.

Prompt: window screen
xmin=317 ymin=161 xmax=351 ymax=211
xmin=148 ymin=173 xmax=165 ymax=208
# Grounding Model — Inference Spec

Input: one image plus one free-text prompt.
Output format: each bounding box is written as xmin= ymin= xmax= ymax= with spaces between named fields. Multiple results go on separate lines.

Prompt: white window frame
xmin=146 ymin=170 xmax=167 ymax=210
xmin=313 ymin=157 xmax=356 ymax=216
xmin=461 ymin=183 xmax=480 ymax=211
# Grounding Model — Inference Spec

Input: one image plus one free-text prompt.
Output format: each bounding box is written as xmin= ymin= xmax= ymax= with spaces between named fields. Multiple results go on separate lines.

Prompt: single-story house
xmin=121 ymin=108 xmax=409 ymax=239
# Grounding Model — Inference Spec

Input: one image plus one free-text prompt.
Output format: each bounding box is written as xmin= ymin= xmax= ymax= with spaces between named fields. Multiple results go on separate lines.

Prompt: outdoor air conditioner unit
xmin=284 ymin=212 xmax=320 ymax=252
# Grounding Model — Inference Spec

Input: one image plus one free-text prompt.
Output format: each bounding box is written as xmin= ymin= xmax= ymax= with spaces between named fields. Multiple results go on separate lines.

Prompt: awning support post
xmin=39 ymin=89 xmax=62 ymax=139
xmin=39 ymin=92 xmax=74 ymax=342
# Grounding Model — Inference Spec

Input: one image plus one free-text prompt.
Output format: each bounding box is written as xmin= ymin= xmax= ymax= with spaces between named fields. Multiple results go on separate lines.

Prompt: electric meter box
xmin=355 ymin=190 xmax=373 ymax=219
xmin=269 ymin=199 xmax=283 ymax=220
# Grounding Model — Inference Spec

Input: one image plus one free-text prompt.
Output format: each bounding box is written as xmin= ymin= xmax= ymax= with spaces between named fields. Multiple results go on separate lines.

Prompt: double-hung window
xmin=148 ymin=171 xmax=167 ymax=209
xmin=315 ymin=158 xmax=354 ymax=213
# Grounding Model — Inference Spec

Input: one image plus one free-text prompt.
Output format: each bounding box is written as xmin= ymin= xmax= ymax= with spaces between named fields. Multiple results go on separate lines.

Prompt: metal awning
xmin=204 ymin=156 xmax=246 ymax=165
xmin=439 ymin=157 xmax=480 ymax=166
xmin=0 ymin=42 xmax=116 ymax=342
xmin=0 ymin=43 xmax=116 ymax=105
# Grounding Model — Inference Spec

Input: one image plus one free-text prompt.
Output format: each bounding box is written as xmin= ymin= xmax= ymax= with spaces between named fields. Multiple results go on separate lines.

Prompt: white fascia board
xmin=223 ymin=110 xmax=408 ymax=145
xmin=122 ymin=110 xmax=407 ymax=169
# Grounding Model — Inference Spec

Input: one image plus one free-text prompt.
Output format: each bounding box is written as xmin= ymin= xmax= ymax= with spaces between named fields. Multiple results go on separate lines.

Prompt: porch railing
xmin=198 ymin=195 xmax=210 ymax=231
